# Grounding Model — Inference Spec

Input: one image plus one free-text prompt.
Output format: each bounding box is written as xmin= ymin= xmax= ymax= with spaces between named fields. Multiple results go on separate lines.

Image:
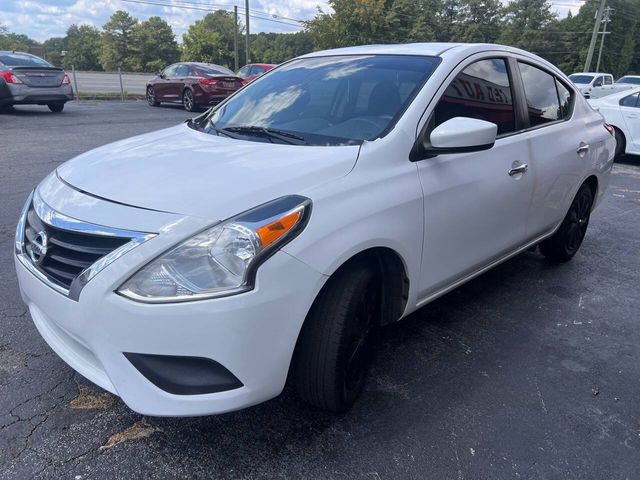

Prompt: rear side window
xmin=620 ymin=93 xmax=640 ymax=107
xmin=518 ymin=62 xmax=561 ymax=126
xmin=433 ymin=58 xmax=515 ymax=135
xmin=0 ymin=53 xmax=51 ymax=67
xmin=604 ymin=76 xmax=613 ymax=85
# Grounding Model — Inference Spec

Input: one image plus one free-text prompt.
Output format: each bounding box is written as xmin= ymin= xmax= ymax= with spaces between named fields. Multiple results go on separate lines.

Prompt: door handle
xmin=577 ymin=144 xmax=590 ymax=157
xmin=508 ymin=163 xmax=528 ymax=176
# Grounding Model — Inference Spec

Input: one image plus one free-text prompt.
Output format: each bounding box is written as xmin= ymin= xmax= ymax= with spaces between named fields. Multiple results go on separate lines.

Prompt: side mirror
xmin=157 ymin=71 xmax=165 ymax=79
xmin=415 ymin=117 xmax=497 ymax=159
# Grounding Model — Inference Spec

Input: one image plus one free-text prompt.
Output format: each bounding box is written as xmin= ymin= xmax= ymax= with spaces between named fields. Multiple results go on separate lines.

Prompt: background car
xmin=0 ymin=51 xmax=73 ymax=113
xmin=236 ymin=63 xmax=276 ymax=85
xmin=589 ymin=87 xmax=640 ymax=158
xmin=146 ymin=62 xmax=243 ymax=112
xmin=568 ymin=72 xmax=614 ymax=98
xmin=616 ymin=75 xmax=640 ymax=86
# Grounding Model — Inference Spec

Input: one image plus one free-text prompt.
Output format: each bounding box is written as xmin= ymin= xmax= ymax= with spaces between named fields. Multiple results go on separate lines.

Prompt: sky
xmin=0 ymin=0 xmax=331 ymax=42
xmin=1 ymin=0 xmax=585 ymax=43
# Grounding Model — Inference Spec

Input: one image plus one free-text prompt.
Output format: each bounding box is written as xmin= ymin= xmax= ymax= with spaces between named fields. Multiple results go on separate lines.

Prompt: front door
xmin=416 ymin=58 xmax=534 ymax=298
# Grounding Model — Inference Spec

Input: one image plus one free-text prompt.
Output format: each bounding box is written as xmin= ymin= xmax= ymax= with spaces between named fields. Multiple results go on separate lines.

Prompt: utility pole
xmin=584 ymin=0 xmax=607 ymax=72
xmin=244 ymin=0 xmax=251 ymax=65
xmin=595 ymin=7 xmax=614 ymax=73
xmin=234 ymin=6 xmax=239 ymax=71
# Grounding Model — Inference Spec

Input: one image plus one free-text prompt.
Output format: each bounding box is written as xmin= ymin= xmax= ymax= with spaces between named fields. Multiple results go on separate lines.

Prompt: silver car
xmin=0 ymin=51 xmax=73 ymax=113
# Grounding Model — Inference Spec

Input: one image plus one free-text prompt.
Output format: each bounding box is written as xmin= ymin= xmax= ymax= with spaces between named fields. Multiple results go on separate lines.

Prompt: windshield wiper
xmin=221 ymin=125 xmax=307 ymax=145
xmin=202 ymin=120 xmax=238 ymax=139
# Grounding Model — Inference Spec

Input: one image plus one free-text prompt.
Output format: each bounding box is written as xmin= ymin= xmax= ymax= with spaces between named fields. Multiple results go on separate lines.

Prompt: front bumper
xmin=2 ymin=83 xmax=73 ymax=105
xmin=15 ymin=183 xmax=326 ymax=416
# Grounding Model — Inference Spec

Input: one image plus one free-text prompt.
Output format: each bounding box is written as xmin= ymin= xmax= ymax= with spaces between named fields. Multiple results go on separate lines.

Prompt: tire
xmin=146 ymin=86 xmax=159 ymax=106
xmin=48 ymin=103 xmax=64 ymax=113
xmin=614 ymin=128 xmax=626 ymax=160
xmin=540 ymin=184 xmax=594 ymax=263
xmin=294 ymin=262 xmax=380 ymax=412
xmin=182 ymin=89 xmax=196 ymax=112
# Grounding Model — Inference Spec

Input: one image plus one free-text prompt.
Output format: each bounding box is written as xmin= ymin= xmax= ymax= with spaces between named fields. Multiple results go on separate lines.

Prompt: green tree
xmin=305 ymin=0 xmax=391 ymax=49
xmin=132 ymin=16 xmax=180 ymax=72
xmin=498 ymin=0 xmax=557 ymax=51
xmin=100 ymin=10 xmax=138 ymax=71
xmin=182 ymin=11 xmax=243 ymax=67
xmin=250 ymin=31 xmax=314 ymax=64
xmin=43 ymin=36 xmax=66 ymax=66
xmin=64 ymin=24 xmax=102 ymax=71
xmin=453 ymin=0 xmax=503 ymax=42
xmin=0 ymin=26 xmax=37 ymax=51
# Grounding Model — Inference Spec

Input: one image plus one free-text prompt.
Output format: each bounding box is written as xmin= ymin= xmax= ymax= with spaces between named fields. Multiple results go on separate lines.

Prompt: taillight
xmin=0 ymin=71 xmax=22 ymax=84
xmin=199 ymin=78 xmax=219 ymax=85
xmin=62 ymin=73 xmax=71 ymax=84
xmin=604 ymin=123 xmax=614 ymax=136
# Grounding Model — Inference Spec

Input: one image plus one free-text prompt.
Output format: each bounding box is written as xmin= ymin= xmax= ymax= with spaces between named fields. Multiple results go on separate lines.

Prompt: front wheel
xmin=182 ymin=89 xmax=196 ymax=112
xmin=294 ymin=262 xmax=379 ymax=412
xmin=146 ymin=86 xmax=159 ymax=106
xmin=48 ymin=103 xmax=64 ymax=113
xmin=540 ymin=184 xmax=594 ymax=263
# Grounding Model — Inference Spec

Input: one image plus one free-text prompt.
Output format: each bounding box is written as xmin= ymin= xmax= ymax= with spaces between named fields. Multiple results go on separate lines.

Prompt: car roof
xmin=301 ymin=42 xmax=545 ymax=58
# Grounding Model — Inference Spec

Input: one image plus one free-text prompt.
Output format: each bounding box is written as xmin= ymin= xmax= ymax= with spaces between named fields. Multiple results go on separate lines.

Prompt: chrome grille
xmin=24 ymin=205 xmax=130 ymax=290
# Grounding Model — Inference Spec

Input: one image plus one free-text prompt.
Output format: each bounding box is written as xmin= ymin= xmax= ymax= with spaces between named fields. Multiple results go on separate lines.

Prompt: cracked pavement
xmin=1 ymin=102 xmax=640 ymax=479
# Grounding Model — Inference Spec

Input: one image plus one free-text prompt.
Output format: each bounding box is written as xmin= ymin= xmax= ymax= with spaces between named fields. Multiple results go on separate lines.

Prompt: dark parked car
xmin=236 ymin=63 xmax=277 ymax=85
xmin=146 ymin=62 xmax=244 ymax=112
xmin=0 ymin=51 xmax=73 ymax=113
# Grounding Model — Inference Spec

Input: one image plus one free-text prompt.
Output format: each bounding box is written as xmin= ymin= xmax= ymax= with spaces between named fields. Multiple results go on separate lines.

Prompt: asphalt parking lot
xmin=1 ymin=101 xmax=640 ymax=479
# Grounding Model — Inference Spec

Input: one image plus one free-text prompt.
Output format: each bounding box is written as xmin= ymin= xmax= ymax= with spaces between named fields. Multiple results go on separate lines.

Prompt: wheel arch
xmin=308 ymin=246 xmax=410 ymax=328
xmin=583 ymin=174 xmax=598 ymax=202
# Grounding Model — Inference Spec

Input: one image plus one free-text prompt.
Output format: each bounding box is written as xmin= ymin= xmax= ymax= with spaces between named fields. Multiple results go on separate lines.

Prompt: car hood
xmin=56 ymin=123 xmax=360 ymax=221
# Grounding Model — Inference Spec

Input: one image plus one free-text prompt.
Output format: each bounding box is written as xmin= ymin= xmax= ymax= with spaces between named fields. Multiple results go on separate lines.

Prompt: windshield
xmin=568 ymin=74 xmax=595 ymax=84
xmin=0 ymin=52 xmax=52 ymax=68
xmin=617 ymin=76 xmax=640 ymax=85
xmin=203 ymin=54 xmax=440 ymax=146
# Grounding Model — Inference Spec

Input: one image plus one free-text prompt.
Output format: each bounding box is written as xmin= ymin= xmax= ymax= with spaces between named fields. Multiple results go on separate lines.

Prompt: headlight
xmin=118 ymin=195 xmax=311 ymax=303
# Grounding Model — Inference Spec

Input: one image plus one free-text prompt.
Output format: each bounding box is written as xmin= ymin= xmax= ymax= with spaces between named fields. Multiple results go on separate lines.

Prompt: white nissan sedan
xmin=15 ymin=43 xmax=614 ymax=416
xmin=588 ymin=87 xmax=640 ymax=159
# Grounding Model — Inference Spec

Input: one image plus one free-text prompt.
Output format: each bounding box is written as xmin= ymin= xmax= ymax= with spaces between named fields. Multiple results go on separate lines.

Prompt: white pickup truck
xmin=568 ymin=72 xmax=640 ymax=99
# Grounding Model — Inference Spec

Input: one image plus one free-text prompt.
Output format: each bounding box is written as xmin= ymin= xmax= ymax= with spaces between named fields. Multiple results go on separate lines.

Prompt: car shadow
xmin=138 ymin=249 xmax=565 ymax=455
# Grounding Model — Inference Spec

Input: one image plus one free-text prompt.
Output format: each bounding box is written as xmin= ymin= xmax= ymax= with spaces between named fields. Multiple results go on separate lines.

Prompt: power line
xmin=120 ymin=0 xmax=305 ymax=29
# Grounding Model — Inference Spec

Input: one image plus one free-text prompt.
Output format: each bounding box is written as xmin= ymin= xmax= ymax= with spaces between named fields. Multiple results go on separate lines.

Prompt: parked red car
xmin=146 ymin=62 xmax=243 ymax=111
xmin=237 ymin=63 xmax=277 ymax=85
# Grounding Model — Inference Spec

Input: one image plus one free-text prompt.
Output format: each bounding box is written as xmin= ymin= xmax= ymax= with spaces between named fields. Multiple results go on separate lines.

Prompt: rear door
xmin=620 ymin=92 xmax=640 ymax=152
xmin=416 ymin=57 xmax=534 ymax=297
xmin=514 ymin=61 xmax=591 ymax=237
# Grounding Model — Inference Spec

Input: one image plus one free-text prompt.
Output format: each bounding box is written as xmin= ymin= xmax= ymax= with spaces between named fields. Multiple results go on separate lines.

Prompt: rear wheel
xmin=182 ymin=89 xmax=196 ymax=112
xmin=540 ymin=184 xmax=594 ymax=263
xmin=48 ymin=103 xmax=64 ymax=113
xmin=294 ymin=262 xmax=380 ymax=412
xmin=146 ymin=86 xmax=159 ymax=106
xmin=614 ymin=128 xmax=626 ymax=160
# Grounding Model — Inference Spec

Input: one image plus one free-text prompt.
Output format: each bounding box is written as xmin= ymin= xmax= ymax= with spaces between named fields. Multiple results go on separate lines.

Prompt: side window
xmin=604 ymin=76 xmax=613 ymax=85
xmin=163 ymin=65 xmax=178 ymax=77
xmin=556 ymin=79 xmax=573 ymax=119
xmin=518 ymin=62 xmax=560 ymax=126
xmin=175 ymin=65 xmax=189 ymax=76
xmin=237 ymin=66 xmax=250 ymax=77
xmin=620 ymin=93 xmax=640 ymax=108
xmin=433 ymin=58 xmax=515 ymax=135
xmin=593 ymin=76 xmax=603 ymax=87
xmin=253 ymin=66 xmax=266 ymax=75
